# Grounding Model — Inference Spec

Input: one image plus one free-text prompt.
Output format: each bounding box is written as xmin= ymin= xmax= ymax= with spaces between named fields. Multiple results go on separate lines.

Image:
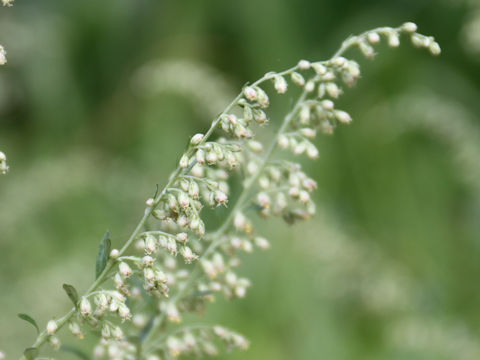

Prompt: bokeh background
xmin=1 ymin=0 xmax=480 ymax=359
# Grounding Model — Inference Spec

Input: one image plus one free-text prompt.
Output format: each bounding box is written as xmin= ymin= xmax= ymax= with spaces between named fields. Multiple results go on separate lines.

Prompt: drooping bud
xmin=298 ymin=59 xmax=310 ymax=70
xmin=179 ymin=154 xmax=189 ymax=168
xmin=367 ymin=32 xmax=380 ymax=44
xmin=334 ymin=110 xmax=352 ymax=124
xmin=291 ymin=72 xmax=305 ymax=86
xmin=109 ymin=249 xmax=119 ymax=259
xmin=243 ymin=86 xmax=257 ymax=101
xmin=273 ymin=75 xmax=288 ymax=94
xmin=402 ymin=22 xmax=418 ymax=33
xmin=190 ymin=133 xmax=204 ymax=145
xmin=46 ymin=320 xmax=58 ymax=335
xmin=80 ymin=298 xmax=92 ymax=316
xmin=119 ymin=262 xmax=132 ymax=278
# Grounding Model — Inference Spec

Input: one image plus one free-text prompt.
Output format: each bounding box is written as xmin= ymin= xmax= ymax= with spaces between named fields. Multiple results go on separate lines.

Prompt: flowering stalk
xmin=16 ymin=23 xmax=440 ymax=360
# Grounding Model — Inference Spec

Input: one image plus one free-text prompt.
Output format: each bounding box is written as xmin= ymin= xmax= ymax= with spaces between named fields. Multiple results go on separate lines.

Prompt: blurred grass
xmin=1 ymin=0 xmax=480 ymax=359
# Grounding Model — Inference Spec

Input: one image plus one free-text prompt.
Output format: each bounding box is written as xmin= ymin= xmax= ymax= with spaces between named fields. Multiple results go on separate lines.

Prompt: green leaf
xmin=61 ymin=345 xmax=90 ymax=360
xmin=18 ymin=313 xmax=39 ymax=334
xmin=62 ymin=284 xmax=79 ymax=308
xmin=95 ymin=231 xmax=111 ymax=279
xmin=23 ymin=347 xmax=38 ymax=360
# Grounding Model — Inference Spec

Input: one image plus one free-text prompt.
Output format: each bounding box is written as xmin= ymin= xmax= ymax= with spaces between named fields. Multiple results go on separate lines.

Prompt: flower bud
xmin=69 ymin=321 xmax=84 ymax=339
xmin=291 ymin=72 xmax=305 ymax=86
xmin=80 ymin=298 xmax=92 ymax=316
xmin=118 ymin=304 xmax=131 ymax=320
xmin=273 ymin=75 xmax=288 ymax=94
xmin=429 ymin=41 xmax=441 ymax=56
xmin=215 ymin=191 xmax=228 ymax=205
xmin=321 ymin=99 xmax=334 ymax=111
xmin=300 ymin=128 xmax=316 ymax=139
xmin=402 ymin=22 xmax=417 ymax=33
xmin=119 ymin=262 xmax=132 ymax=278
xmin=47 ymin=320 xmax=58 ymax=335
xmin=179 ymin=154 xmax=189 ymax=168
xmin=190 ymin=133 xmax=204 ymax=145
xmin=306 ymin=143 xmax=319 ymax=159
xmin=49 ymin=336 xmax=61 ymax=350
xmin=311 ymin=62 xmax=327 ymax=75
xmin=243 ymin=86 xmax=257 ymax=101
xmin=255 ymin=86 xmax=269 ymax=108
xmin=278 ymin=134 xmax=289 ymax=149
xmin=305 ymin=81 xmax=315 ymax=93
xmin=176 ymin=232 xmax=188 ymax=243
xmin=335 ymin=110 xmax=352 ymax=124
xmin=388 ymin=32 xmax=400 ymax=47
xmin=298 ymin=59 xmax=310 ymax=69
xmin=109 ymin=249 xmax=119 ymax=259
xmin=0 ymin=46 xmax=6 ymax=66
xmin=326 ymin=82 xmax=341 ymax=98
xmin=254 ymin=236 xmax=270 ymax=250
xmin=180 ymin=246 xmax=198 ymax=263
xmin=145 ymin=235 xmax=157 ymax=254
xmin=359 ymin=40 xmax=375 ymax=58
xmin=145 ymin=198 xmax=154 ymax=207
xmin=367 ymin=32 xmax=380 ymax=44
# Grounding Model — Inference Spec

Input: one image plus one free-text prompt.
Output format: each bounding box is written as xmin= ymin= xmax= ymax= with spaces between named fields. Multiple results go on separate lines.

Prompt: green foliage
xmin=17 ymin=314 xmax=39 ymax=334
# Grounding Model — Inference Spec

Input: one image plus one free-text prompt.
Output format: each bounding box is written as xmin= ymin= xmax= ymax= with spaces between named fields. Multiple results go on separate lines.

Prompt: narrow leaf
xmin=95 ymin=231 xmax=111 ymax=279
xmin=23 ymin=347 xmax=38 ymax=360
xmin=18 ymin=313 xmax=39 ymax=334
xmin=62 ymin=284 xmax=79 ymax=308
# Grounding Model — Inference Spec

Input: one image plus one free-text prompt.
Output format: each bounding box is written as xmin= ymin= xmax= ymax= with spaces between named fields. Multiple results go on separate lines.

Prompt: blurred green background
xmin=1 ymin=0 xmax=480 ymax=359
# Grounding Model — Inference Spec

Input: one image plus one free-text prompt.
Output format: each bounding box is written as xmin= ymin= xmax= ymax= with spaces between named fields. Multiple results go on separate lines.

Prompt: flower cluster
xmin=20 ymin=23 xmax=440 ymax=360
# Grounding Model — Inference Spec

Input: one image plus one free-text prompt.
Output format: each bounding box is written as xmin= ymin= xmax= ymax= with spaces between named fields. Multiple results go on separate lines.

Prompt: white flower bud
xmin=411 ymin=34 xmax=429 ymax=48
xmin=195 ymin=148 xmax=206 ymax=164
xmin=178 ymin=192 xmax=190 ymax=209
xmin=0 ymin=46 xmax=6 ymax=66
xmin=109 ymin=249 xmax=119 ymax=259
xmin=69 ymin=321 xmax=84 ymax=339
xmin=101 ymin=324 xmax=111 ymax=338
xmin=274 ymin=75 xmax=288 ymax=94
xmin=201 ymin=259 xmax=217 ymax=279
xmin=49 ymin=335 xmax=61 ymax=350
xmin=298 ymin=59 xmax=310 ymax=69
xmin=248 ymin=140 xmax=263 ymax=153
xmin=291 ymin=72 xmax=305 ymax=86
xmin=145 ymin=198 xmax=154 ymax=207
xmin=0 ymin=151 xmax=5 ymax=161
xmin=214 ymin=191 xmax=228 ymax=205
xmin=299 ymin=190 xmax=311 ymax=203
xmin=306 ymin=143 xmax=319 ymax=159
xmin=294 ymin=141 xmax=307 ymax=155
xmin=305 ymin=80 xmax=315 ymax=93
xmin=176 ymin=232 xmax=188 ymax=243
xmin=326 ymin=82 xmax=341 ymax=98
xmin=95 ymin=293 xmax=108 ymax=310
xmin=145 ymin=235 xmax=157 ymax=254
xmin=190 ymin=133 xmax=204 ymax=145
xmin=359 ymin=40 xmax=375 ymax=58
xmin=278 ymin=134 xmax=289 ymax=149
xmin=188 ymin=181 xmax=199 ymax=199
xmin=321 ymin=99 xmax=334 ymax=111
xmin=179 ymin=154 xmax=189 ymax=168
xmin=47 ymin=320 xmax=58 ymax=335
xmin=80 ymin=298 xmax=92 ymax=316
xmin=166 ymin=237 xmax=177 ymax=255
xmin=165 ymin=302 xmax=181 ymax=323
xmin=254 ymin=236 xmax=270 ymax=249
xmin=367 ymin=32 xmax=380 ymax=44
xmin=112 ymin=326 xmax=124 ymax=340
xmin=429 ymin=41 xmax=441 ymax=56
xmin=118 ymin=304 xmax=131 ymax=320
xmin=144 ymin=267 xmax=155 ymax=281
xmin=243 ymin=86 xmax=257 ymax=101
xmin=335 ymin=110 xmax=352 ymax=124
xmin=402 ymin=22 xmax=417 ymax=33
xmin=255 ymin=86 xmax=269 ymax=108
xmin=180 ymin=246 xmax=198 ymax=263
xmin=257 ymin=192 xmax=271 ymax=208
xmin=388 ymin=32 xmax=400 ymax=47
xmin=119 ymin=262 xmax=132 ymax=278
xmin=312 ymin=62 xmax=327 ymax=75
xmin=300 ymin=128 xmax=316 ymax=138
